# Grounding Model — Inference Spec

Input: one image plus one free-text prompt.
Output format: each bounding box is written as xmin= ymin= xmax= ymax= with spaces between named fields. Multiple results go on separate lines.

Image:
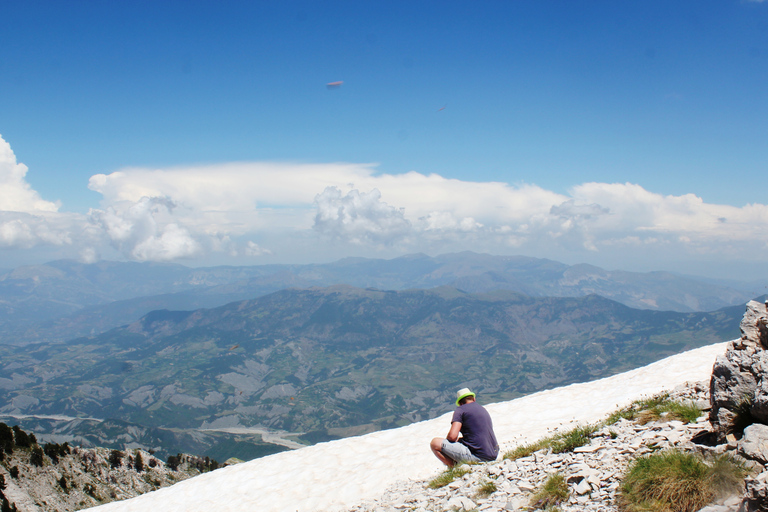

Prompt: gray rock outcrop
xmin=710 ymin=300 xmax=768 ymax=442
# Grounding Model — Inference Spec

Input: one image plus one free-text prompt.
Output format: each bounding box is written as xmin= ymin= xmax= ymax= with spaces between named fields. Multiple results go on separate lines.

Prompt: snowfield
xmin=91 ymin=341 xmax=729 ymax=512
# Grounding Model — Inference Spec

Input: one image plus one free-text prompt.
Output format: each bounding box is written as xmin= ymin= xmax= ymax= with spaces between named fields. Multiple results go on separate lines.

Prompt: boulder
xmin=710 ymin=301 xmax=768 ymax=442
xmin=739 ymin=424 xmax=768 ymax=464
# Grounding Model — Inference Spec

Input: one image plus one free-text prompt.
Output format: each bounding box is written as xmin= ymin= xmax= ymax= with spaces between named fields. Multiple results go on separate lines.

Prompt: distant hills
xmin=0 ymin=284 xmax=745 ymax=460
xmin=0 ymin=252 xmax=758 ymax=345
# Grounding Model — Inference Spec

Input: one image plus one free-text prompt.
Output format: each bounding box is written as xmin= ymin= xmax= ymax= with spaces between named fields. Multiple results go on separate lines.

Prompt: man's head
xmin=455 ymin=388 xmax=476 ymax=406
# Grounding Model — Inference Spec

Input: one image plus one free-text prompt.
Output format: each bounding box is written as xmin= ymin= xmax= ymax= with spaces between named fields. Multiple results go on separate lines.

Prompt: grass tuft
xmin=729 ymin=395 xmax=755 ymax=438
xmin=550 ymin=425 xmax=597 ymax=453
xmin=617 ymin=450 xmax=748 ymax=512
xmin=504 ymin=424 xmax=596 ymax=460
xmin=428 ymin=465 xmax=470 ymax=489
xmin=605 ymin=393 xmax=702 ymax=426
xmin=475 ymin=479 xmax=497 ymax=498
xmin=530 ymin=473 xmax=568 ymax=510
xmin=503 ymin=440 xmax=546 ymax=461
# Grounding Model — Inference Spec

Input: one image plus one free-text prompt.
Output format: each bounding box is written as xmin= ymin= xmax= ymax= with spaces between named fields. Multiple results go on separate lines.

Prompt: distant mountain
xmin=0 ymin=252 xmax=754 ymax=344
xmin=0 ymin=285 xmax=743 ymax=460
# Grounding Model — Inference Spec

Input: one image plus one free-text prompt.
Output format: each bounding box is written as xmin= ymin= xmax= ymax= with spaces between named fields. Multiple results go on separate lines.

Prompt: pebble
xmin=349 ymin=382 xmax=757 ymax=512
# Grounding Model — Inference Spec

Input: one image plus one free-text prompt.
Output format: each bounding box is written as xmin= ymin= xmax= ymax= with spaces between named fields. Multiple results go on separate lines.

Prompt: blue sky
xmin=1 ymin=1 xmax=767 ymax=279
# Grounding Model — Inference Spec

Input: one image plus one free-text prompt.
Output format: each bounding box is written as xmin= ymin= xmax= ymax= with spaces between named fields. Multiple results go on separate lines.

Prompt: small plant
xmin=504 ymin=424 xmax=596 ymax=460
xmin=134 ymin=451 xmax=144 ymax=473
xmin=550 ymin=425 xmax=597 ymax=453
xmin=0 ymin=423 xmax=14 ymax=455
xmin=166 ymin=454 xmax=181 ymax=471
xmin=530 ymin=473 xmax=568 ymax=510
xmin=108 ymin=449 xmax=123 ymax=469
xmin=29 ymin=446 xmax=44 ymax=467
xmin=605 ymin=393 xmax=702 ymax=426
xmin=729 ymin=395 xmax=755 ymax=438
xmin=11 ymin=426 xmax=31 ymax=449
xmin=476 ymin=479 xmax=497 ymax=498
xmin=504 ymin=440 xmax=546 ymax=461
xmin=617 ymin=450 xmax=748 ymax=512
xmin=428 ymin=466 xmax=470 ymax=489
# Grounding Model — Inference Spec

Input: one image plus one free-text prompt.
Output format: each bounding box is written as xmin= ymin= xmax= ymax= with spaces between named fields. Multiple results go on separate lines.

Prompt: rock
xmin=736 ymin=301 xmax=768 ymax=350
xmin=504 ymin=497 xmax=527 ymax=510
xmin=574 ymin=479 xmax=591 ymax=495
xmin=446 ymin=496 xmax=476 ymax=510
xmin=743 ymin=475 xmax=768 ymax=512
xmin=710 ymin=302 xmax=768 ymax=441
xmin=740 ymin=424 xmax=768 ymax=464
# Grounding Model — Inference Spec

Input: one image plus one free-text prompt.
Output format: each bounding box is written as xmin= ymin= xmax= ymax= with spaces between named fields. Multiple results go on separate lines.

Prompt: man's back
xmin=452 ymin=400 xmax=499 ymax=461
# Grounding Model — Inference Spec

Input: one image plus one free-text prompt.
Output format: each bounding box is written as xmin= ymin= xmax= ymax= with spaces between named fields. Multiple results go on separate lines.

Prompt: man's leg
xmin=430 ymin=437 xmax=455 ymax=467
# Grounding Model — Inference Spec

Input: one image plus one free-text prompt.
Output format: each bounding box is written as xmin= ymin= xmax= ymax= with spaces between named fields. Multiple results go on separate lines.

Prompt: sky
xmin=1 ymin=1 xmax=768 ymax=279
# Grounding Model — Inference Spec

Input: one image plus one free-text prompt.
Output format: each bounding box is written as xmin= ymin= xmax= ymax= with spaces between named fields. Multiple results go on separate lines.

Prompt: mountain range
xmin=0 ymin=252 xmax=758 ymax=345
xmin=0 ymin=283 xmax=746 ymax=461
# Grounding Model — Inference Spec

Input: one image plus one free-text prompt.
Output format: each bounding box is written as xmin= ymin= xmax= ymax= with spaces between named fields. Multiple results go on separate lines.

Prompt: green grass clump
xmin=428 ymin=466 xmax=470 ymax=489
xmin=504 ymin=424 xmax=597 ymax=460
xmin=617 ymin=451 xmax=748 ymax=512
xmin=729 ymin=395 xmax=755 ymax=437
xmin=530 ymin=473 xmax=568 ymax=510
xmin=605 ymin=393 xmax=702 ymax=426
xmin=504 ymin=440 xmax=547 ymax=461
xmin=476 ymin=479 xmax=498 ymax=498
xmin=549 ymin=425 xmax=597 ymax=453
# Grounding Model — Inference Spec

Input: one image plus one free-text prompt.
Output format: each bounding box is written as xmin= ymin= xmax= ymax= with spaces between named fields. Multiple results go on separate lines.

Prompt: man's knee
xmin=430 ymin=437 xmax=444 ymax=451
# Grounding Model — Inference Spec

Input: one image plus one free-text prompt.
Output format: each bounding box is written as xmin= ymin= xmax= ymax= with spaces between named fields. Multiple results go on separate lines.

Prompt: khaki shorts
xmin=441 ymin=439 xmax=482 ymax=464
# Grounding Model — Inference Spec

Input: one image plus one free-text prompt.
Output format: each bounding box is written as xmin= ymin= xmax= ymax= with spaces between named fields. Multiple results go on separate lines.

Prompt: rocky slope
xmin=350 ymin=381 xmax=759 ymax=512
xmin=0 ymin=427 xmax=218 ymax=512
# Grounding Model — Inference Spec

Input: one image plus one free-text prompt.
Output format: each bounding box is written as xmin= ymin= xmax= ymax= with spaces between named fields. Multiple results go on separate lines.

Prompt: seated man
xmin=430 ymin=388 xmax=499 ymax=467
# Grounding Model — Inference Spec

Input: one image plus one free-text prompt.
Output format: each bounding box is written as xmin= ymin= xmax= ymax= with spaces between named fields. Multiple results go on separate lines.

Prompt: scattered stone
xmin=352 ymin=380 xmax=746 ymax=512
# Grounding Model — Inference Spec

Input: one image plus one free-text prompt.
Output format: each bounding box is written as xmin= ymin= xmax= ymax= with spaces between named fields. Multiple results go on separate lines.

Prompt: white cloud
xmin=89 ymin=197 xmax=201 ymax=261
xmin=243 ymin=241 xmax=272 ymax=257
xmin=0 ymin=135 xmax=59 ymax=213
xmin=0 ymin=135 xmax=88 ymax=251
xmin=313 ymin=187 xmax=412 ymax=245
xmin=4 ymin=133 xmax=768 ymax=273
xmin=82 ymin=162 xmax=768 ymax=266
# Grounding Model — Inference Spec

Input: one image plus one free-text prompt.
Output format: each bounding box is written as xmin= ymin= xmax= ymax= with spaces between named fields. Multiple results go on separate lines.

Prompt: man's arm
xmin=446 ymin=421 xmax=462 ymax=442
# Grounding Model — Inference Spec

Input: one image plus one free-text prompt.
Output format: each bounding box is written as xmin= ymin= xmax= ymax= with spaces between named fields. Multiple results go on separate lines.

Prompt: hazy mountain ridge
xmin=0 ymin=285 xmax=745 ymax=461
xmin=0 ymin=252 xmax=756 ymax=345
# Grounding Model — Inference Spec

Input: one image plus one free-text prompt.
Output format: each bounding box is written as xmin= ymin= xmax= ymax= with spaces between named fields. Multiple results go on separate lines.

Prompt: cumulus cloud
xmin=313 ymin=187 xmax=411 ymax=245
xmin=89 ymin=197 xmax=200 ymax=261
xmin=0 ymin=135 xmax=89 ymax=250
xmin=82 ymin=161 xmax=768 ymax=265
xmin=5 ymin=132 xmax=768 ymax=271
xmin=0 ymin=136 xmax=59 ymax=213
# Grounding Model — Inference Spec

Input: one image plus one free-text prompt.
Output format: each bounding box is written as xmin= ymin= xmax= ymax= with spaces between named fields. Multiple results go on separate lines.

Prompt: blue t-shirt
xmin=451 ymin=401 xmax=499 ymax=461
